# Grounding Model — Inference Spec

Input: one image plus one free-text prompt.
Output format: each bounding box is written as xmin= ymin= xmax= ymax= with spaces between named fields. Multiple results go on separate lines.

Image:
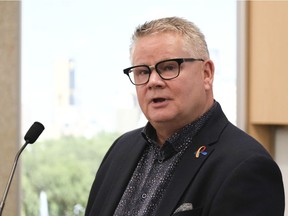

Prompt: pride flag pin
xmin=194 ymin=146 xmax=208 ymax=158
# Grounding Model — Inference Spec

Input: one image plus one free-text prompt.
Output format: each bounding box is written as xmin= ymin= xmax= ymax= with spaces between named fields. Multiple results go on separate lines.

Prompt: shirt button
xmin=141 ymin=193 xmax=147 ymax=199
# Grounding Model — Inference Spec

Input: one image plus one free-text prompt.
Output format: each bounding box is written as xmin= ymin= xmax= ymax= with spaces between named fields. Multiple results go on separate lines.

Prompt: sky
xmin=21 ymin=0 xmax=237 ymax=137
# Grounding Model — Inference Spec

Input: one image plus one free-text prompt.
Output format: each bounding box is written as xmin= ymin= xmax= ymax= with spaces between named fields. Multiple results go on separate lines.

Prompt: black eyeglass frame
xmin=123 ymin=58 xmax=204 ymax=86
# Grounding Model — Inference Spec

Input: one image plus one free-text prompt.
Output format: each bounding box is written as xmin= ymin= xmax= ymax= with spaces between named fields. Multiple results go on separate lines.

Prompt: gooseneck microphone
xmin=0 ymin=122 xmax=45 ymax=216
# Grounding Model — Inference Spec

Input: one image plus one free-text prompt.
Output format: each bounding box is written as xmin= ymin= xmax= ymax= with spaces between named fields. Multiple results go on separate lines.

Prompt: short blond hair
xmin=130 ymin=16 xmax=209 ymax=60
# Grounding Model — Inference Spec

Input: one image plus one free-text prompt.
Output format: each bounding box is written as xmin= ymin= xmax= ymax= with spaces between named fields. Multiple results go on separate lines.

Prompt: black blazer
xmin=85 ymin=104 xmax=285 ymax=216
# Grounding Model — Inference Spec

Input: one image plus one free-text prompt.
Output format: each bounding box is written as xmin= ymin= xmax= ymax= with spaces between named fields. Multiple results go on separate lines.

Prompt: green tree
xmin=21 ymin=132 xmax=119 ymax=216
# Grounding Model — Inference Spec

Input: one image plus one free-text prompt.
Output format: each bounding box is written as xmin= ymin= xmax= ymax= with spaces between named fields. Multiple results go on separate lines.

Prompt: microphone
xmin=0 ymin=121 xmax=45 ymax=216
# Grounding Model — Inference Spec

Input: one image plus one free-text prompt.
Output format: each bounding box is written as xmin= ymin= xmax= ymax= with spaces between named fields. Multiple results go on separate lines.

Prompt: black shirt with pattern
xmin=113 ymin=102 xmax=217 ymax=216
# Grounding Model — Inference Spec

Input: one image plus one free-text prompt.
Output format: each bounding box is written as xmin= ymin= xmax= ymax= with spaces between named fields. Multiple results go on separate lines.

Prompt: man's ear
xmin=203 ymin=60 xmax=214 ymax=90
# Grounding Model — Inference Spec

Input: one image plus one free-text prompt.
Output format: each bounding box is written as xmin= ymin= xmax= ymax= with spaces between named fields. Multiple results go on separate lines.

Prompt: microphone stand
xmin=0 ymin=121 xmax=44 ymax=215
xmin=0 ymin=142 xmax=29 ymax=216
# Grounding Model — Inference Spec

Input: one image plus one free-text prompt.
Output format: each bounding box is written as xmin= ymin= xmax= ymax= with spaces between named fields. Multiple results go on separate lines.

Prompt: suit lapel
xmin=98 ymin=132 xmax=147 ymax=215
xmin=156 ymin=104 xmax=228 ymax=216
xmin=156 ymin=141 xmax=215 ymax=215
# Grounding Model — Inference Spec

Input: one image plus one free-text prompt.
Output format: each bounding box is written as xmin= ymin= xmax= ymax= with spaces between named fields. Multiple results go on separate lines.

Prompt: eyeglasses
xmin=123 ymin=58 xmax=204 ymax=86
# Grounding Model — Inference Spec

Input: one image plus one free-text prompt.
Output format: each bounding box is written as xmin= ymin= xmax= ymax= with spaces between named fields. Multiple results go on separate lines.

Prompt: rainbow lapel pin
xmin=194 ymin=146 xmax=208 ymax=158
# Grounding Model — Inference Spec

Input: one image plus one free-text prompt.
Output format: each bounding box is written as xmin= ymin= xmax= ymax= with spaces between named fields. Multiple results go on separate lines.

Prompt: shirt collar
xmin=142 ymin=101 xmax=218 ymax=159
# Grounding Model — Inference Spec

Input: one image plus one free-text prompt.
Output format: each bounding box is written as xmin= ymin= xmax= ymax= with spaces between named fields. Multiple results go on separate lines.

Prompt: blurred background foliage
xmin=20 ymin=132 xmax=120 ymax=216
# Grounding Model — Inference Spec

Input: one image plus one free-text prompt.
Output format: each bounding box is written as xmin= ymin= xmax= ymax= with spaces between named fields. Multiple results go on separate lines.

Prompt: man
xmin=85 ymin=17 xmax=285 ymax=216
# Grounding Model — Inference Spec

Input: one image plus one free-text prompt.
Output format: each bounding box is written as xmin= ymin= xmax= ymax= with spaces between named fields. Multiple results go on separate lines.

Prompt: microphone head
xmin=24 ymin=122 xmax=45 ymax=144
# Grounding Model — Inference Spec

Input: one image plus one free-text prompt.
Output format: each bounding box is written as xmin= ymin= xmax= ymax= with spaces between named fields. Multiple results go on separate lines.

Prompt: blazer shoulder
xmin=112 ymin=127 xmax=145 ymax=150
xmin=118 ymin=127 xmax=144 ymax=141
xmin=100 ymin=127 xmax=146 ymax=165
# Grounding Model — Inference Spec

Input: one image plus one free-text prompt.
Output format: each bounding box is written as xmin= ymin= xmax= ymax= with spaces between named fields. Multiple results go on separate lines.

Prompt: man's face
xmin=132 ymin=32 xmax=214 ymax=133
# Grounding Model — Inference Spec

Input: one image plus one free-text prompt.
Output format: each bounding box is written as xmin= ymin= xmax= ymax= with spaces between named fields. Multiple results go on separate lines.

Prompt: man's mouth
xmin=152 ymin=98 xmax=166 ymax=103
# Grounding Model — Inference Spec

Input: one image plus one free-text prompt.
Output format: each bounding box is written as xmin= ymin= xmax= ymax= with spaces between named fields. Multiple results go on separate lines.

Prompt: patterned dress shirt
xmin=114 ymin=102 xmax=217 ymax=216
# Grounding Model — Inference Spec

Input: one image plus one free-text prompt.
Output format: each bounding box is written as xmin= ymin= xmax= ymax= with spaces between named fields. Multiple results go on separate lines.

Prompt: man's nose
xmin=147 ymin=68 xmax=164 ymax=86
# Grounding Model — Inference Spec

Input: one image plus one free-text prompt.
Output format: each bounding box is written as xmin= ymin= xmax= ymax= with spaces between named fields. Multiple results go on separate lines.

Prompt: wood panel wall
xmin=246 ymin=1 xmax=288 ymax=155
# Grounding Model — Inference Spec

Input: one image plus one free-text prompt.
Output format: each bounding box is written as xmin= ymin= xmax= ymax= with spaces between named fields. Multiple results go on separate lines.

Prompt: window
xmin=21 ymin=0 xmax=236 ymax=215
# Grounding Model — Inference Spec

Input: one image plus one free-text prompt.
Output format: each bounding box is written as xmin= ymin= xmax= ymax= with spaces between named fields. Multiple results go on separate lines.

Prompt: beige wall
xmin=238 ymin=1 xmax=288 ymax=215
xmin=0 ymin=1 xmax=21 ymax=216
xmin=246 ymin=1 xmax=288 ymax=154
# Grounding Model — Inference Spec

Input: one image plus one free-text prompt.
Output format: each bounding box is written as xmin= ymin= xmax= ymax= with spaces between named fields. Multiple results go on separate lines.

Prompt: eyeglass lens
xmin=129 ymin=60 xmax=180 ymax=85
